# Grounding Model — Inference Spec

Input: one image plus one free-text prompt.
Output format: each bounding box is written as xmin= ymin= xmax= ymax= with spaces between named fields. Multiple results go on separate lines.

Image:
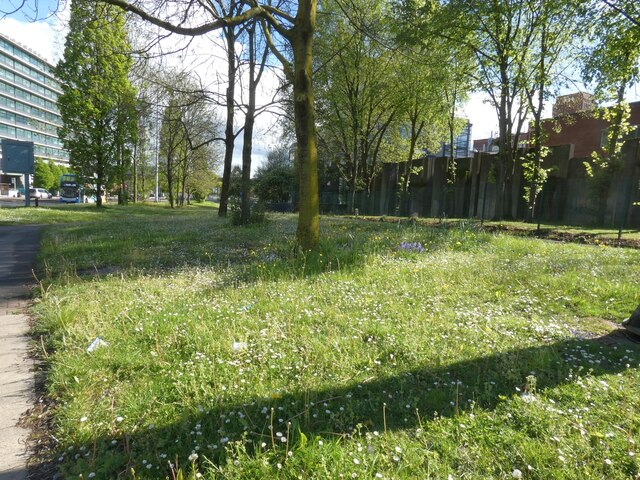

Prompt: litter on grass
xmin=87 ymin=337 xmax=108 ymax=353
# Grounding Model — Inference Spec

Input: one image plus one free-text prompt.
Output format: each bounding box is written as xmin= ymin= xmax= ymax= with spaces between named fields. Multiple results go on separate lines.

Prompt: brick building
xmin=472 ymin=93 xmax=640 ymax=159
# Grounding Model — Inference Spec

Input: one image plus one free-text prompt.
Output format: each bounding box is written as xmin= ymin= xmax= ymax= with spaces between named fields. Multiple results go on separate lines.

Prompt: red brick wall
xmin=542 ymin=101 xmax=640 ymax=158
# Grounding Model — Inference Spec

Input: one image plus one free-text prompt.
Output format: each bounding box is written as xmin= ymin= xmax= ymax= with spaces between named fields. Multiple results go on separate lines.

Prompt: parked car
xmin=29 ymin=188 xmax=52 ymax=199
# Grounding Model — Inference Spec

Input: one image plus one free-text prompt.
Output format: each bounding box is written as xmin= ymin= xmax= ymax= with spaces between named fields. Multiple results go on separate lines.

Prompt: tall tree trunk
xmin=526 ymin=23 xmax=547 ymax=223
xmin=96 ymin=158 xmax=104 ymax=208
xmin=598 ymin=83 xmax=627 ymax=226
xmin=496 ymin=60 xmax=514 ymax=220
xmin=167 ymin=156 xmax=174 ymax=208
xmin=181 ymin=160 xmax=187 ymax=207
xmin=293 ymin=0 xmax=319 ymax=250
xmin=219 ymin=24 xmax=237 ymax=217
xmin=241 ymin=23 xmax=258 ymax=224
xmin=132 ymin=139 xmax=138 ymax=203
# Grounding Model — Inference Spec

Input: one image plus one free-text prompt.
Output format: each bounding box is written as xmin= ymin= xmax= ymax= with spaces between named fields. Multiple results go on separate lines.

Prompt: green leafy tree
xmin=253 ymin=147 xmax=297 ymax=205
xmin=521 ymin=0 xmax=584 ymax=221
xmin=33 ymin=158 xmax=54 ymax=190
xmin=55 ymin=0 xmax=137 ymax=207
xmin=582 ymin=0 xmax=640 ymax=225
xmin=48 ymin=161 xmax=64 ymax=192
xmin=101 ymin=0 xmax=320 ymax=249
xmin=315 ymin=0 xmax=402 ymax=213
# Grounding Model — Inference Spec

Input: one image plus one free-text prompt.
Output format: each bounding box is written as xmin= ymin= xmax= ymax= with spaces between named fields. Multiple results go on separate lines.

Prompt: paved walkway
xmin=0 ymin=225 xmax=42 ymax=479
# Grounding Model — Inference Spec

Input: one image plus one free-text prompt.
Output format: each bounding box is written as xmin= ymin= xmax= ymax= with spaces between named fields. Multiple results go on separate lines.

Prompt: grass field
xmin=6 ymin=205 xmax=640 ymax=479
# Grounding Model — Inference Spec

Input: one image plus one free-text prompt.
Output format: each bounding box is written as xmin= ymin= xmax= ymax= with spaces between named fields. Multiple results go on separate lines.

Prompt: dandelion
xmin=353 ymin=458 xmax=360 ymax=465
xmin=188 ymin=453 xmax=198 ymax=462
xmin=604 ymin=458 xmax=613 ymax=465
xmin=511 ymin=469 xmax=523 ymax=479
xmin=115 ymin=416 xmax=124 ymax=423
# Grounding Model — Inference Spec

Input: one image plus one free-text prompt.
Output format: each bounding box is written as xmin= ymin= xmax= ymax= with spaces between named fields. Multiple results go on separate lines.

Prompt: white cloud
xmin=461 ymin=93 xmax=499 ymax=141
xmin=0 ymin=1 xmax=69 ymax=65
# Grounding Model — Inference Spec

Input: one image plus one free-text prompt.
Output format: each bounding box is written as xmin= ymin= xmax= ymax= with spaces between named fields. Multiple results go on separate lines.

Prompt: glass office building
xmin=0 ymin=33 xmax=67 ymax=193
xmin=439 ymin=121 xmax=472 ymax=159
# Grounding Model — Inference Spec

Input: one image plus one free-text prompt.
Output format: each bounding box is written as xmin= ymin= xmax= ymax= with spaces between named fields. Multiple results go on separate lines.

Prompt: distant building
xmin=0 ymin=33 xmax=67 ymax=192
xmin=437 ymin=120 xmax=472 ymax=158
xmin=472 ymin=93 xmax=640 ymax=159
xmin=552 ymin=92 xmax=596 ymax=118
xmin=472 ymin=133 xmax=530 ymax=154
xmin=543 ymin=97 xmax=640 ymax=159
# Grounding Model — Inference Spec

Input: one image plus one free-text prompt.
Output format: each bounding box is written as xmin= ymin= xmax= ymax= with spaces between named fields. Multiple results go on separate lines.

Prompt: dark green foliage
xmin=253 ymin=164 xmax=296 ymax=204
xmin=48 ymin=161 xmax=64 ymax=192
xmin=55 ymin=0 xmax=137 ymax=207
xmin=33 ymin=158 xmax=54 ymax=190
xmin=253 ymin=146 xmax=297 ymax=206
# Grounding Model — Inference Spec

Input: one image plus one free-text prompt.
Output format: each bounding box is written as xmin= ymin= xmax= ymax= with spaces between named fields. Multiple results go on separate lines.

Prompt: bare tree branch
xmin=100 ymin=0 xmax=265 ymax=36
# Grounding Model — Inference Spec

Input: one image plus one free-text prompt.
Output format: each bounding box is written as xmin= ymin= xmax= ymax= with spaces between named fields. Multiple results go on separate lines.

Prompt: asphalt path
xmin=0 ymin=225 xmax=42 ymax=479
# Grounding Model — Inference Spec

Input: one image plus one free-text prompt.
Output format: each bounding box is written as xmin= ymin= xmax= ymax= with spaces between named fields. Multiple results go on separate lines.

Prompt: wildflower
xmin=188 ymin=453 xmax=198 ymax=462
xmin=115 ymin=416 xmax=124 ymax=423
xmin=605 ymin=458 xmax=613 ymax=465
xmin=512 ymin=469 xmax=523 ymax=479
xmin=88 ymin=474 xmax=96 ymax=478
xmin=80 ymin=417 xmax=87 ymax=422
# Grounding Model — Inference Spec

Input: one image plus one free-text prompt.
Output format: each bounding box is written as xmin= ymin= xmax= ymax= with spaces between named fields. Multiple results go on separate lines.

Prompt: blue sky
xmin=2 ymin=0 xmax=62 ymax=23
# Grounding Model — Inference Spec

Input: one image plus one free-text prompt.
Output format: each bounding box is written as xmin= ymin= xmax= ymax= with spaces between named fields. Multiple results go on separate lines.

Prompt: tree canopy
xmin=55 ymin=0 xmax=137 ymax=207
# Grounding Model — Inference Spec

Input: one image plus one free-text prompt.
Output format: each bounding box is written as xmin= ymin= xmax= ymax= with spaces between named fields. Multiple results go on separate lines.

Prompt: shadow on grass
xmin=69 ymin=331 xmax=639 ymax=476
xmin=39 ymin=213 xmax=488 ymax=289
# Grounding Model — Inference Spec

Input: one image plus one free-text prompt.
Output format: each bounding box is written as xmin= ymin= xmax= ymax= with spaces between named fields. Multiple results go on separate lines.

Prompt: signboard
xmin=1 ymin=139 xmax=34 ymax=174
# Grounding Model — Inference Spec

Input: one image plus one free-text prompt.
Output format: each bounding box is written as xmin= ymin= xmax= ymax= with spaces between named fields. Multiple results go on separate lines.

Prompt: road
xmin=0 ymin=197 xmax=61 ymax=208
